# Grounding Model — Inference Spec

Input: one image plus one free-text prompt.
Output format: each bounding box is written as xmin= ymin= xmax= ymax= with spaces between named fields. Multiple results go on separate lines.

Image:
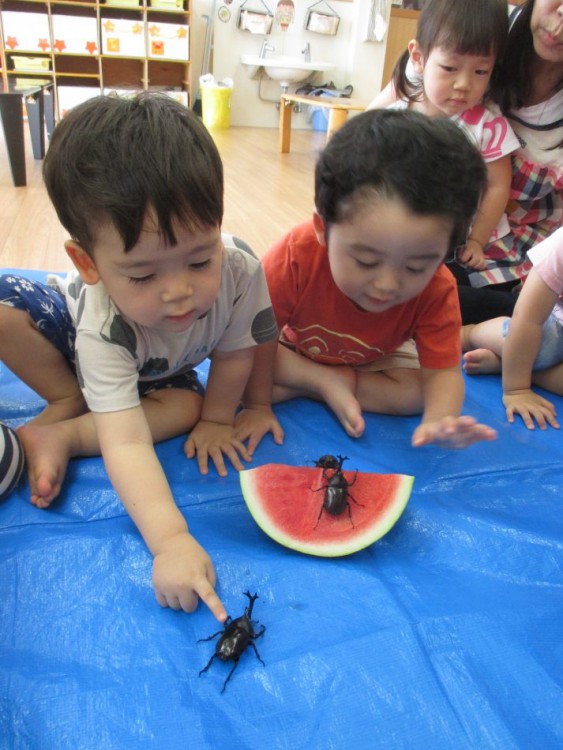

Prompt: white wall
xmin=191 ymin=0 xmax=388 ymax=128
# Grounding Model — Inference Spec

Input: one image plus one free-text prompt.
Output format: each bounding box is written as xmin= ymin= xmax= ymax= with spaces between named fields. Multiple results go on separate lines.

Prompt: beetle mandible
xmin=313 ymin=455 xmax=364 ymax=528
xmin=198 ymin=590 xmax=266 ymax=693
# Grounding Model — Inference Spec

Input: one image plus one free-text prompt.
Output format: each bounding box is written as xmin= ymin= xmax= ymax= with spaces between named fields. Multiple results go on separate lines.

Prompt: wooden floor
xmin=0 ymin=124 xmax=326 ymax=272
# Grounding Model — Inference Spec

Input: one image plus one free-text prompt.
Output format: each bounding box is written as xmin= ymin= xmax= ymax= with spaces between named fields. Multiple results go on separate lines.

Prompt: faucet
xmin=259 ymin=38 xmax=275 ymax=58
xmin=302 ymin=42 xmax=311 ymax=62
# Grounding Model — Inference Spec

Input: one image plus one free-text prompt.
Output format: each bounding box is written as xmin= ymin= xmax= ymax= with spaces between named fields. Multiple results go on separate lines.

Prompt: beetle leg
xmin=251 ymin=623 xmax=266 ymax=639
xmin=314 ymin=504 xmax=325 ymax=529
xmin=346 ymin=502 xmax=355 ymax=528
xmin=249 ymin=640 xmax=265 ymax=667
xmin=199 ymin=652 xmax=218 ymax=676
xmin=197 ymin=630 xmax=223 ymax=643
xmin=348 ymin=492 xmax=364 ymax=507
xmin=348 ymin=470 xmax=358 ymax=487
xmin=221 ymin=658 xmax=240 ymax=693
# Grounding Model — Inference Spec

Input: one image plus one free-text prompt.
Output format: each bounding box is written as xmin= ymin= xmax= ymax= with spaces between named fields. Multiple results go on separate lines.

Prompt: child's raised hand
xmin=457 ymin=240 xmax=487 ymax=271
xmin=234 ymin=404 xmax=284 ymax=456
xmin=503 ymin=389 xmax=559 ymax=430
xmin=185 ymin=419 xmax=252 ymax=477
xmin=412 ymin=415 xmax=497 ymax=449
xmin=152 ymin=531 xmax=227 ymax=623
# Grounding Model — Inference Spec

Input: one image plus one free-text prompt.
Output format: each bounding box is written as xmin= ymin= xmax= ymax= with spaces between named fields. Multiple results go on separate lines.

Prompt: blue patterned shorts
xmin=502 ymin=314 xmax=563 ymax=371
xmin=0 ymin=274 xmax=203 ymax=397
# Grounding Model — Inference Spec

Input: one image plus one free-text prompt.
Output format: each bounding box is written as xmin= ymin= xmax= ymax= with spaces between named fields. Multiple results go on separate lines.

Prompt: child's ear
xmin=312 ymin=212 xmax=328 ymax=248
xmin=65 ymin=241 xmax=100 ymax=285
xmin=408 ymin=39 xmax=425 ymax=74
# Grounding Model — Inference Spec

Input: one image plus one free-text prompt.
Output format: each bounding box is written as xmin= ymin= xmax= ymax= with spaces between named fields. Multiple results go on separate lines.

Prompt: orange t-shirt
xmin=262 ymin=220 xmax=461 ymax=369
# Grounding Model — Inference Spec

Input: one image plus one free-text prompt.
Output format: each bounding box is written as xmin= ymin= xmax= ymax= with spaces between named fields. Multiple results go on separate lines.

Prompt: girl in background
xmin=379 ymin=0 xmax=519 ymax=275
xmin=470 ymin=0 xmax=563 ymax=294
xmin=370 ymin=0 xmax=563 ymax=324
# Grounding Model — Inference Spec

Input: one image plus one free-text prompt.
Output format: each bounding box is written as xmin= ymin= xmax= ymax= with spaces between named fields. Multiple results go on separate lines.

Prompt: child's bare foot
xmin=320 ymin=367 xmax=364 ymax=437
xmin=463 ymin=348 xmax=502 ymax=375
xmin=273 ymin=367 xmax=364 ymax=438
xmin=18 ymin=422 xmax=74 ymax=508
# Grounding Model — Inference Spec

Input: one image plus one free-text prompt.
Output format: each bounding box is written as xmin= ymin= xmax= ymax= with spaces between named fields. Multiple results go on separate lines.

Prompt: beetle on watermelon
xmin=313 ymin=455 xmax=364 ymax=529
xmin=240 ymin=463 xmax=414 ymax=557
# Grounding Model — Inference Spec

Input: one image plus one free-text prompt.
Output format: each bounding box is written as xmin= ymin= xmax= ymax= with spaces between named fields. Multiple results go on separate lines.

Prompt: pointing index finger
xmin=198 ymin=582 xmax=228 ymax=622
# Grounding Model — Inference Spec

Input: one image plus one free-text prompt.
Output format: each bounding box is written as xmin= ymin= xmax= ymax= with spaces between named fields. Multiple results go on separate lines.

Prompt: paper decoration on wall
xmin=237 ymin=0 xmax=274 ymax=33
xmin=305 ymin=0 xmax=340 ymax=36
xmin=275 ymin=0 xmax=295 ymax=30
xmin=365 ymin=0 xmax=389 ymax=42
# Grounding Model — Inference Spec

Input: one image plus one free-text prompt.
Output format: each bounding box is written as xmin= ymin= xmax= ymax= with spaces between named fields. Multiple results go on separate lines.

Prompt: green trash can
xmin=200 ymin=75 xmax=233 ymax=129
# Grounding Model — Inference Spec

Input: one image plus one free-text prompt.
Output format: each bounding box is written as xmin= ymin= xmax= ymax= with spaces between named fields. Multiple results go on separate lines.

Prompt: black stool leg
xmin=25 ymin=91 xmax=45 ymax=159
xmin=0 ymin=95 xmax=26 ymax=187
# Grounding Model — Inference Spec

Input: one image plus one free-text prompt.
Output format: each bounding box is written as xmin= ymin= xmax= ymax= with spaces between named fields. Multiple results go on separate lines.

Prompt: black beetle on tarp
xmin=198 ymin=591 xmax=266 ymax=693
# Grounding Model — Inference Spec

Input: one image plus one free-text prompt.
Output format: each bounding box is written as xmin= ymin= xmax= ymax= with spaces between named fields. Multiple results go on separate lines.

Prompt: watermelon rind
xmin=240 ymin=464 xmax=414 ymax=558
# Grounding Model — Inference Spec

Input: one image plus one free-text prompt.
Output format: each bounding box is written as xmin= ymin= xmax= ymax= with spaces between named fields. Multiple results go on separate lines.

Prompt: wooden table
xmin=279 ymin=93 xmax=367 ymax=153
xmin=0 ymin=78 xmax=55 ymax=187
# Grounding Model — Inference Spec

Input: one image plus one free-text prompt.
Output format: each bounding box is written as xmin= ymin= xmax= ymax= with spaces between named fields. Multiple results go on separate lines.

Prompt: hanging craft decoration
xmin=237 ymin=0 xmax=274 ymax=33
xmin=275 ymin=0 xmax=295 ymax=31
xmin=305 ymin=0 xmax=340 ymax=36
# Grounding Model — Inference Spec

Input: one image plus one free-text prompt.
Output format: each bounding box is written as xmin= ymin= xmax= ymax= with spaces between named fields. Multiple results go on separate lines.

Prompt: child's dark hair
xmin=315 ymin=109 xmax=487 ymax=255
xmin=393 ymin=0 xmax=508 ymax=103
xmin=43 ymin=93 xmax=224 ymax=255
xmin=489 ymin=0 xmax=536 ymax=112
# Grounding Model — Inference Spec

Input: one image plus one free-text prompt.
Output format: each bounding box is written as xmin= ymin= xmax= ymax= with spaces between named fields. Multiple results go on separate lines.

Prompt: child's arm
xmin=501 ymin=269 xmax=559 ymax=429
xmin=235 ymin=339 xmax=284 ymax=455
xmin=93 ymin=406 xmax=227 ymax=622
xmin=184 ymin=346 xmax=255 ymax=476
xmin=412 ymin=365 xmax=497 ymax=448
xmin=366 ymin=80 xmax=398 ymax=110
xmin=457 ymin=155 xmax=512 ymax=271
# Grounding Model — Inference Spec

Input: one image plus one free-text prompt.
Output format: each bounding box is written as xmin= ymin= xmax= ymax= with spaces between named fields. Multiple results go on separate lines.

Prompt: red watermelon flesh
xmin=240 ymin=463 xmax=414 ymax=557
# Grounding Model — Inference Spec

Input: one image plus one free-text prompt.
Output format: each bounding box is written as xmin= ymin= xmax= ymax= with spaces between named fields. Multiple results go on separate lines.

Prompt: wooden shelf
xmin=0 ymin=0 xmax=191 ymax=118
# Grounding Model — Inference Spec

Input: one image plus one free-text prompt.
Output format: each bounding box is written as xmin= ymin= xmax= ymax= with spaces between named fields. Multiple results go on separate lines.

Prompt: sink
xmin=240 ymin=54 xmax=336 ymax=84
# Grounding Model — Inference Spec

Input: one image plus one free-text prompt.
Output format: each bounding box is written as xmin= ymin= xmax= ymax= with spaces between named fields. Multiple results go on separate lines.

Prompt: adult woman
xmin=371 ymin=0 xmax=563 ymax=324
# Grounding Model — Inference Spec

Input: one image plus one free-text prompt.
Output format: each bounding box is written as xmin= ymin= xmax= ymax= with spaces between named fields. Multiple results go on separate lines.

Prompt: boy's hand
xmin=457 ymin=240 xmax=487 ymax=271
xmin=412 ymin=415 xmax=497 ymax=449
xmin=503 ymin=389 xmax=559 ymax=430
xmin=185 ymin=420 xmax=251 ymax=476
xmin=153 ymin=531 xmax=227 ymax=622
xmin=234 ymin=404 xmax=284 ymax=455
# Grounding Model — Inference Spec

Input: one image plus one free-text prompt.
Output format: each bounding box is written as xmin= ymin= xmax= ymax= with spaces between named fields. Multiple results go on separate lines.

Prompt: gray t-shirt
xmin=49 ymin=234 xmax=277 ymax=413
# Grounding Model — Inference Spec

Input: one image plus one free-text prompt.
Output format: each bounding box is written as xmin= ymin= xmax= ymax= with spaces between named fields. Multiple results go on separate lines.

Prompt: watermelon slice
xmin=240 ymin=463 xmax=414 ymax=557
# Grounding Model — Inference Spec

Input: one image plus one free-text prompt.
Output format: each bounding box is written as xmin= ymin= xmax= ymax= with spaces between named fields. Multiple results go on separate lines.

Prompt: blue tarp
xmin=1 ymin=272 xmax=562 ymax=749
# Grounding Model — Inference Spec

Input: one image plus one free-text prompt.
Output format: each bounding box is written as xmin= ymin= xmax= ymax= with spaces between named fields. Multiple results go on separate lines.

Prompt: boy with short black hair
xmin=242 ymin=109 xmax=497 ymax=451
xmin=0 ymin=93 xmax=280 ymax=621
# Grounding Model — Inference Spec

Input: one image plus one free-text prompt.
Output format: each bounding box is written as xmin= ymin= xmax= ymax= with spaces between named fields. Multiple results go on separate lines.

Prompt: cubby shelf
xmin=0 ymin=0 xmax=191 ymax=118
